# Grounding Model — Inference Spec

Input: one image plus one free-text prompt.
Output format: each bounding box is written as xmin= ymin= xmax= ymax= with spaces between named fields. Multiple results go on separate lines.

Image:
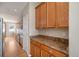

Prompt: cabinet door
xmin=35 ymin=6 xmax=41 ymax=29
xmin=56 ymin=2 xmax=69 ymax=27
xmin=41 ymin=50 xmax=50 ymax=57
xmin=30 ymin=41 xmax=41 ymax=57
xmin=40 ymin=3 xmax=47 ymax=28
xmin=47 ymin=2 xmax=56 ymax=28
xmin=30 ymin=43 xmax=36 ymax=57
xmin=35 ymin=46 xmax=41 ymax=57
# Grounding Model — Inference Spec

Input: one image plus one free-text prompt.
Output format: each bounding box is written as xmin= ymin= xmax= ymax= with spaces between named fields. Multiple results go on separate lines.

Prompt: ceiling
xmin=0 ymin=2 xmax=28 ymax=23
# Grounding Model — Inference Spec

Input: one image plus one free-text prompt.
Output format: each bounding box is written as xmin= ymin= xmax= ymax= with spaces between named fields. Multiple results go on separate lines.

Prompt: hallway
xmin=3 ymin=35 xmax=27 ymax=57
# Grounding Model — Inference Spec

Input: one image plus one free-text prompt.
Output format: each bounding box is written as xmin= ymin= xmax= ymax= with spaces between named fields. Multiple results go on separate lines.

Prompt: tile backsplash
xmin=38 ymin=28 xmax=69 ymax=39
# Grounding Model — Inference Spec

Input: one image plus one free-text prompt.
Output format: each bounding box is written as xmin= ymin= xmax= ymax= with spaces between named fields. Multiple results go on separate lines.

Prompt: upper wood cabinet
xmin=35 ymin=5 xmax=41 ymax=29
xmin=56 ymin=2 xmax=69 ymax=27
xmin=47 ymin=2 xmax=56 ymax=28
xmin=40 ymin=3 xmax=47 ymax=28
xmin=35 ymin=2 xmax=69 ymax=29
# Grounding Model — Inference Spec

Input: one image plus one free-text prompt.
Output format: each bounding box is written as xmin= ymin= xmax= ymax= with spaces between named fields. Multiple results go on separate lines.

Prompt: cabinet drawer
xmin=41 ymin=44 xmax=49 ymax=52
xmin=48 ymin=47 xmax=66 ymax=57
xmin=41 ymin=44 xmax=66 ymax=57
xmin=31 ymin=40 xmax=41 ymax=47
xmin=41 ymin=49 xmax=50 ymax=57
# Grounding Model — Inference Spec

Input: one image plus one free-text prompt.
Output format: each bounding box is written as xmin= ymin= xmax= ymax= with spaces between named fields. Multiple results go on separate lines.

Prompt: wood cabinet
xmin=41 ymin=49 xmax=50 ymax=57
xmin=35 ymin=5 xmax=41 ymax=29
xmin=34 ymin=45 xmax=41 ymax=57
xmin=30 ymin=40 xmax=41 ymax=57
xmin=35 ymin=2 xmax=69 ymax=29
xmin=30 ymin=40 xmax=67 ymax=57
xmin=47 ymin=2 xmax=56 ymax=28
xmin=30 ymin=42 xmax=36 ymax=56
xmin=40 ymin=3 xmax=47 ymax=28
xmin=56 ymin=2 xmax=69 ymax=27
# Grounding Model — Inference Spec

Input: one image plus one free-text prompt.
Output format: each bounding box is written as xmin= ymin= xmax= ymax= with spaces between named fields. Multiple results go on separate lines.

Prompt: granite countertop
xmin=30 ymin=35 xmax=69 ymax=55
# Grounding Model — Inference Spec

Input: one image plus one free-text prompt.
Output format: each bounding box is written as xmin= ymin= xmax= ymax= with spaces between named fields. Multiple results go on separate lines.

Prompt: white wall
xmin=29 ymin=2 xmax=40 ymax=36
xmin=22 ymin=2 xmax=40 ymax=56
xmin=22 ymin=3 xmax=30 ymax=55
xmin=69 ymin=2 xmax=79 ymax=57
xmin=0 ymin=13 xmax=19 ymax=23
xmin=6 ymin=23 xmax=17 ymax=36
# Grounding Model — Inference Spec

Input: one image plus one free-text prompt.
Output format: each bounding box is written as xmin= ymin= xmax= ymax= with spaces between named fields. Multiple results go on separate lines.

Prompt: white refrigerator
xmin=0 ymin=18 xmax=3 ymax=56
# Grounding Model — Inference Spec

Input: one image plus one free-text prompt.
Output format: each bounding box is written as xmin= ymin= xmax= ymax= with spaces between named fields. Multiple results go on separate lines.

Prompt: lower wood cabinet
xmin=30 ymin=40 xmax=41 ymax=57
xmin=30 ymin=43 xmax=36 ymax=57
xmin=30 ymin=40 xmax=67 ymax=57
xmin=35 ymin=46 xmax=41 ymax=57
xmin=41 ymin=49 xmax=50 ymax=57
